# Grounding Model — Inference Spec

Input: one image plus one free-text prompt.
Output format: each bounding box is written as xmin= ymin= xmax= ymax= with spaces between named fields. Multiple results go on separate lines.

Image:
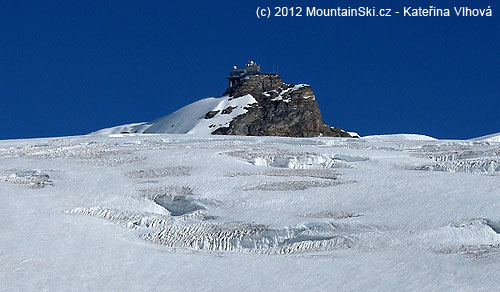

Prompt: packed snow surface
xmin=1 ymin=133 xmax=500 ymax=291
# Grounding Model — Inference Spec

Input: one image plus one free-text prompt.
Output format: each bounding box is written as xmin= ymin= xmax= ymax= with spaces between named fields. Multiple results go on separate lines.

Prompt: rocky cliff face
xmin=208 ymin=74 xmax=352 ymax=137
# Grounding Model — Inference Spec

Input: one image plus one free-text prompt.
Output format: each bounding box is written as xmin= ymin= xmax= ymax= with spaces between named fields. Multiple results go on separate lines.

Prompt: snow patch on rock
xmin=270 ymin=84 xmax=311 ymax=102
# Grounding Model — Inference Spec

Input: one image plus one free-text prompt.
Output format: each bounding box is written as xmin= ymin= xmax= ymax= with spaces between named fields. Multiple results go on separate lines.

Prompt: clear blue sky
xmin=1 ymin=0 xmax=498 ymax=139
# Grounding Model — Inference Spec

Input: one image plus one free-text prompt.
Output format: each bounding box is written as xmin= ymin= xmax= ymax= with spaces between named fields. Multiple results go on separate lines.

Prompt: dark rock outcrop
xmin=208 ymin=74 xmax=352 ymax=137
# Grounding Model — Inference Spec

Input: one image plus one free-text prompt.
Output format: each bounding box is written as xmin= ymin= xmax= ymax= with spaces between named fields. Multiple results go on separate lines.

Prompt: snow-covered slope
xmin=362 ymin=133 xmax=437 ymax=141
xmin=470 ymin=132 xmax=500 ymax=143
xmin=93 ymin=94 xmax=257 ymax=135
xmin=1 ymin=134 xmax=500 ymax=291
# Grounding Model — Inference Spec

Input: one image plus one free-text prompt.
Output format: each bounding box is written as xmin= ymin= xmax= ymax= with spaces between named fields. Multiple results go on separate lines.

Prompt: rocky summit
xmin=210 ymin=74 xmax=352 ymax=137
xmin=93 ymin=63 xmax=356 ymax=138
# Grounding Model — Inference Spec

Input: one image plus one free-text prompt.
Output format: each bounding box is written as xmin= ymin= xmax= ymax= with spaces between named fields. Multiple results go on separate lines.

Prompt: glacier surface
xmin=1 ymin=133 xmax=500 ymax=291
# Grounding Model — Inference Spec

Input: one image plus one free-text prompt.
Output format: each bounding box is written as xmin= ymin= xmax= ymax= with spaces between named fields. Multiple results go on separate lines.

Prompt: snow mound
xmin=362 ymin=134 xmax=437 ymax=141
xmin=92 ymin=94 xmax=257 ymax=135
xmin=346 ymin=131 xmax=360 ymax=138
xmin=424 ymin=219 xmax=500 ymax=255
xmin=470 ymin=132 xmax=500 ymax=143
xmin=94 ymin=122 xmax=151 ymax=135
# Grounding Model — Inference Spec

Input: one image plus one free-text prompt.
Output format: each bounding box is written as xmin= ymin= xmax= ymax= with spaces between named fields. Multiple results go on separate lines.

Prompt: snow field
xmin=1 ymin=133 xmax=500 ymax=291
